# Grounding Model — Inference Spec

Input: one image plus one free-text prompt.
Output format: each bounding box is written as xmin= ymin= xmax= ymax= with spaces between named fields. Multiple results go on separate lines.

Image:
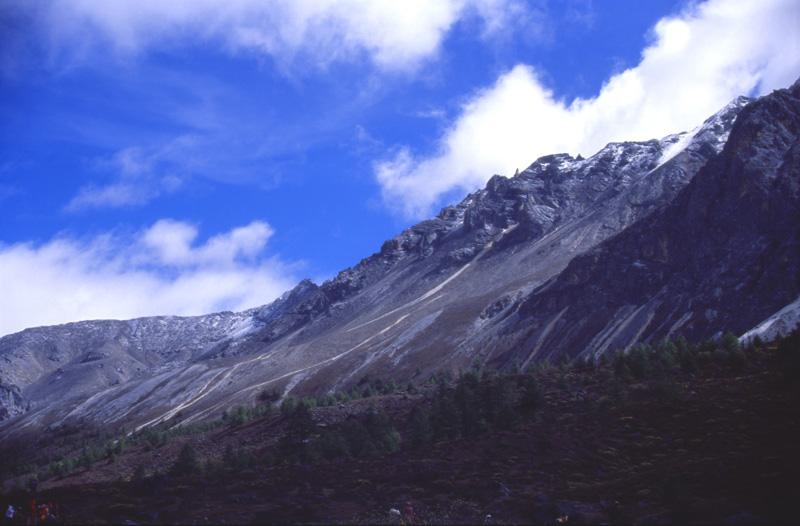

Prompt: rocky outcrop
xmin=0 ymin=380 xmax=26 ymax=420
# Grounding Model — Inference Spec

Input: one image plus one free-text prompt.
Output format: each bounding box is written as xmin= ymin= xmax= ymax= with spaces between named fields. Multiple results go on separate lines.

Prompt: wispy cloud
xmin=66 ymin=143 xmax=187 ymax=211
xmin=375 ymin=0 xmax=800 ymax=218
xmin=26 ymin=0 xmax=533 ymax=73
xmin=0 ymin=220 xmax=300 ymax=337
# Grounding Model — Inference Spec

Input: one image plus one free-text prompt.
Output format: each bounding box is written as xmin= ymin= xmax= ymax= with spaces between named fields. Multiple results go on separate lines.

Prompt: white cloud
xmin=375 ymin=0 xmax=800 ymax=217
xmin=33 ymin=0 xmax=530 ymax=72
xmin=0 ymin=220 xmax=299 ymax=337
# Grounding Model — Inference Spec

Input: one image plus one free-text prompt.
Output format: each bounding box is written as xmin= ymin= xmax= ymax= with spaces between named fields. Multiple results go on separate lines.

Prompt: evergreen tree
xmin=407 ymin=406 xmax=432 ymax=448
xmin=431 ymin=387 xmax=460 ymax=440
xmin=289 ymin=399 xmax=316 ymax=442
xmin=721 ymin=331 xmax=741 ymax=353
xmin=628 ymin=344 xmax=652 ymax=380
xmin=487 ymin=375 xmax=518 ymax=429
xmin=280 ymin=396 xmax=297 ymax=416
xmin=521 ymin=373 xmax=545 ymax=410
xmin=168 ymin=443 xmax=202 ymax=477
xmin=365 ymin=409 xmax=400 ymax=453
xmin=342 ymin=420 xmax=373 ymax=457
xmin=320 ymin=430 xmax=351 ymax=461
xmin=676 ymin=336 xmax=698 ymax=373
xmin=454 ymin=370 xmax=481 ymax=436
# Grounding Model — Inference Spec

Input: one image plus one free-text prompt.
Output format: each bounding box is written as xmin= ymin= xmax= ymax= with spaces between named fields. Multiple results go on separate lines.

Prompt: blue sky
xmin=1 ymin=0 xmax=798 ymax=337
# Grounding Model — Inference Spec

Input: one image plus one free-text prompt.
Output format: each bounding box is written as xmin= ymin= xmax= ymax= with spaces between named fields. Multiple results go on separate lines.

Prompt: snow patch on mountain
xmin=740 ymin=296 xmax=800 ymax=344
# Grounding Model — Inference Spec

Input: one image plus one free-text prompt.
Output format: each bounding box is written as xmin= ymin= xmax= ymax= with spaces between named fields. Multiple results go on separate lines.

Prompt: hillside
xmin=2 ymin=332 xmax=798 ymax=524
xmin=4 ymin=80 xmax=800 ymax=435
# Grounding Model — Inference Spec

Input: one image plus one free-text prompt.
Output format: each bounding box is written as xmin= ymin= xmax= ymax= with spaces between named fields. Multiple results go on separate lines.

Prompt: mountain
xmin=474 ymin=81 xmax=800 ymax=366
xmin=1 ymin=80 xmax=798 ymax=436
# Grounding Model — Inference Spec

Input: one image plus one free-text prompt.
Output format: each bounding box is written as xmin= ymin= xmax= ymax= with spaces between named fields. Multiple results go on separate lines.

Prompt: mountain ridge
xmin=2 ymin=82 xmax=798 ymax=436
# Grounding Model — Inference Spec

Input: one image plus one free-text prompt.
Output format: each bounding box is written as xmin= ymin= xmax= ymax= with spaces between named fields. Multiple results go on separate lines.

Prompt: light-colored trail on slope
xmin=179 ymin=314 xmax=411 ymax=426
xmin=140 ymin=226 xmax=519 ymax=430
xmin=132 ymin=350 xmax=278 ymax=432
xmin=346 ymin=224 xmax=517 ymax=333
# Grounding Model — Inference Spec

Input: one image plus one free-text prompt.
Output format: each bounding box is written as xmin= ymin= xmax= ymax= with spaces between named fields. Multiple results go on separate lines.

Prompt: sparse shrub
xmin=342 ymin=419 xmax=375 ymax=458
xmin=710 ymin=348 xmax=730 ymax=363
xmin=319 ymin=430 xmax=351 ymax=461
xmin=484 ymin=374 xmax=518 ymax=430
xmin=454 ymin=370 xmax=481 ymax=436
xmin=289 ymin=399 xmax=316 ymax=441
xmin=677 ymin=338 xmax=698 ymax=373
xmin=777 ymin=324 xmax=800 ymax=359
xmin=557 ymin=374 xmax=570 ymax=390
xmin=260 ymin=449 xmax=275 ymax=467
xmin=512 ymin=360 xmax=523 ymax=374
xmin=653 ymin=376 xmax=683 ymax=400
xmin=383 ymin=379 xmax=400 ymax=395
xmin=697 ymin=338 xmax=717 ymax=355
xmin=364 ymin=409 xmax=400 ymax=454
xmin=53 ymin=460 xmax=69 ymax=479
xmin=697 ymin=351 xmax=713 ymax=364
xmin=132 ymin=464 xmax=147 ymax=481
xmin=430 ymin=388 xmax=460 ymax=440
xmin=229 ymin=405 xmax=250 ymax=426
xmin=223 ymin=444 xmax=257 ymax=472
xmin=613 ymin=350 xmax=630 ymax=380
xmin=611 ymin=378 xmax=628 ymax=405
xmin=300 ymin=396 xmax=317 ymax=408
xmin=573 ymin=356 xmax=588 ymax=370
xmin=651 ymin=357 xmax=667 ymax=380
xmin=318 ymin=394 xmax=337 ymax=407
xmin=728 ymin=349 xmax=747 ymax=372
xmin=596 ymin=395 xmax=614 ymax=411
xmin=586 ymin=354 xmax=597 ymax=370
xmin=559 ymin=353 xmax=571 ymax=370
xmin=280 ymin=396 xmax=297 ymax=416
xmin=599 ymin=353 xmax=611 ymax=367
xmin=259 ymin=387 xmax=282 ymax=403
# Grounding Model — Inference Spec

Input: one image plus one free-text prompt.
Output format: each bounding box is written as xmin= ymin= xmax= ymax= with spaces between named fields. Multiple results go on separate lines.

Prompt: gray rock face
xmin=1 ymin=83 xmax=797 ymax=436
xmin=495 ymin=81 xmax=800 ymax=363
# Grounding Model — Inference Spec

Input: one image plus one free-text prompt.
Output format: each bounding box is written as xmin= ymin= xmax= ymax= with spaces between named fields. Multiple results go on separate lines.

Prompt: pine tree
xmin=407 ymin=406 xmax=432 ymax=448
xmin=168 ymin=443 xmax=202 ymax=478
xmin=721 ymin=331 xmax=741 ymax=353
xmin=521 ymin=373 xmax=544 ymax=410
